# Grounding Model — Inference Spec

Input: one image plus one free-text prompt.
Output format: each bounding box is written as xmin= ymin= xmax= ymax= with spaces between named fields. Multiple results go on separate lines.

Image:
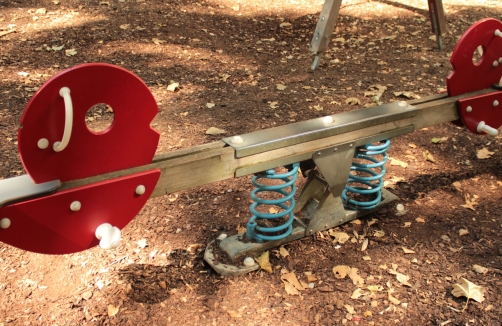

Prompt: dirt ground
xmin=1 ymin=0 xmax=502 ymax=325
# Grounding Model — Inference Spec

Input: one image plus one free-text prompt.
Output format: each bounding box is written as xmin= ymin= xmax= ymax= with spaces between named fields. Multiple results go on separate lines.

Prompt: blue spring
xmin=246 ymin=163 xmax=299 ymax=243
xmin=341 ymin=140 xmax=390 ymax=210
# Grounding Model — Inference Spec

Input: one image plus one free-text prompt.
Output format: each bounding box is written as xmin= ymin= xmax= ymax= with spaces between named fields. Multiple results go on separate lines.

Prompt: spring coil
xmin=246 ymin=163 xmax=299 ymax=243
xmin=342 ymin=140 xmax=390 ymax=210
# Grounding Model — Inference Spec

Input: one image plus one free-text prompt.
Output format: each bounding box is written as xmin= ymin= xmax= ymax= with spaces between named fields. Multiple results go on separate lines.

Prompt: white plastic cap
xmin=135 ymin=185 xmax=146 ymax=195
xmin=70 ymin=201 xmax=81 ymax=212
xmin=477 ymin=121 xmax=499 ymax=136
xmin=243 ymin=257 xmax=256 ymax=267
xmin=38 ymin=138 xmax=49 ymax=150
xmin=95 ymin=223 xmax=122 ymax=250
xmin=0 ymin=218 xmax=11 ymax=229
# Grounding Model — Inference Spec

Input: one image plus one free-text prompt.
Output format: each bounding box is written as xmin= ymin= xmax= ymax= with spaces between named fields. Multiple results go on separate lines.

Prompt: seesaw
xmin=0 ymin=18 xmax=501 ymax=276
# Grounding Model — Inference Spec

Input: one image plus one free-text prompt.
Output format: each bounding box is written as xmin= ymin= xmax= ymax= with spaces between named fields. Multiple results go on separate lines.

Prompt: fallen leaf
xmin=276 ymin=84 xmax=287 ymax=90
xmin=367 ymin=285 xmax=383 ymax=293
xmin=255 ymin=251 xmax=273 ymax=273
xmin=431 ymin=137 xmax=448 ymax=143
xmin=364 ymin=311 xmax=373 ymax=317
xmin=473 ymin=264 xmax=488 ymax=274
xmin=82 ymin=290 xmax=93 ymax=300
xmin=351 ymin=288 xmax=364 ymax=299
xmin=167 ymin=82 xmax=179 ymax=92
xmin=228 ymin=310 xmax=242 ymax=318
xmin=408 ymin=143 xmax=417 ymax=148
xmin=344 ymin=304 xmax=355 ymax=314
xmin=361 ymin=238 xmax=369 ymax=251
xmin=453 ymin=181 xmax=462 ymax=192
xmin=313 ymin=105 xmax=323 ymax=111
xmin=65 ymin=48 xmax=77 ymax=56
xmin=373 ymin=230 xmax=385 ymax=238
xmin=423 ymin=150 xmax=436 ymax=163
xmin=206 ymin=102 xmax=215 ymax=108
xmin=0 ymin=29 xmax=16 ymax=37
xmin=362 ymin=256 xmax=371 ymax=261
xmin=281 ymin=272 xmax=305 ymax=292
xmin=477 ymin=148 xmax=495 ymax=159
xmin=348 ymin=268 xmax=365 ymax=285
xmin=333 ymin=265 xmax=350 ymax=279
xmin=236 ymin=225 xmax=246 ymax=234
xmin=279 ymin=246 xmax=290 ymax=258
xmin=451 ymin=278 xmax=486 ymax=312
xmin=52 ymin=44 xmax=64 ymax=51
xmin=485 ymin=304 xmax=494 ymax=311
xmin=345 ymin=97 xmax=361 ymax=105
xmin=459 ymin=229 xmax=469 ymax=236
xmin=137 ymin=238 xmax=147 ymax=248
xmin=350 ymin=219 xmax=362 ymax=225
xmin=461 ymin=195 xmax=477 ymax=211
xmin=279 ymin=22 xmax=292 ymax=28
xmin=152 ymin=38 xmax=166 ymax=45
xmin=107 ymin=304 xmax=120 ymax=317
xmin=119 ymin=24 xmax=130 ymax=29
xmin=402 ymin=247 xmax=415 ymax=254
xmin=329 ymin=230 xmax=350 ymax=244
xmin=389 ymin=270 xmax=412 ymax=286
xmin=388 ymin=291 xmax=401 ymax=305
xmin=389 ymin=157 xmax=408 ymax=168
xmin=269 ymin=101 xmax=279 ymax=109
xmin=205 ymin=127 xmax=226 ymax=135
xmin=393 ymin=91 xmax=420 ymax=99
xmin=402 ymin=222 xmax=412 ymax=228
xmin=415 ymin=217 xmax=425 ymax=223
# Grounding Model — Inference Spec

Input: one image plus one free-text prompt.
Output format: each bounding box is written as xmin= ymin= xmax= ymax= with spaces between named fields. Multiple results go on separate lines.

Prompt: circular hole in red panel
xmin=86 ymin=103 xmax=114 ymax=133
xmin=472 ymin=45 xmax=485 ymax=66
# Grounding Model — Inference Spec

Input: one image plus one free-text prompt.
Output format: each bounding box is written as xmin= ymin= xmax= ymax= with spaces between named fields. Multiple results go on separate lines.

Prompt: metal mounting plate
xmin=223 ymin=102 xmax=417 ymax=158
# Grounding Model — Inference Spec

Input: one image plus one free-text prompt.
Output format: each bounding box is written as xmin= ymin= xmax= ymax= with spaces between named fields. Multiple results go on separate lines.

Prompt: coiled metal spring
xmin=246 ymin=163 xmax=299 ymax=243
xmin=342 ymin=140 xmax=390 ymax=210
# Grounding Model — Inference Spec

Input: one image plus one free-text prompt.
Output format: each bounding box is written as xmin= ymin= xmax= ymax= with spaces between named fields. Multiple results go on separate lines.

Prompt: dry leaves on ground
xmin=255 ymin=251 xmax=272 ymax=273
xmin=476 ymin=148 xmax=495 ymax=159
xmin=451 ymin=278 xmax=486 ymax=312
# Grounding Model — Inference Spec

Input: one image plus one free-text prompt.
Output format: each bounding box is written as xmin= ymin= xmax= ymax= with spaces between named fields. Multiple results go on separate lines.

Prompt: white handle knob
xmin=95 ymin=223 xmax=121 ymax=250
xmin=477 ymin=121 xmax=499 ymax=136
xmin=53 ymin=87 xmax=73 ymax=152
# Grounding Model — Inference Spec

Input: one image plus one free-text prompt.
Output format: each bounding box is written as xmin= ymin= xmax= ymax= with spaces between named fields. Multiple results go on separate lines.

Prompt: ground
xmin=0 ymin=0 xmax=502 ymax=325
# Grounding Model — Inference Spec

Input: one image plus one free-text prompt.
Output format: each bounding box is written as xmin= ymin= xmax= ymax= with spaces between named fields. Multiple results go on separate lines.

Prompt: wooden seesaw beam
xmin=59 ymin=88 xmax=493 ymax=197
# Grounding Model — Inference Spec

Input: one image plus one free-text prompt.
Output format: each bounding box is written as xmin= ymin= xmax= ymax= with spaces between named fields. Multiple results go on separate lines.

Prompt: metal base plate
xmin=215 ymin=188 xmax=398 ymax=263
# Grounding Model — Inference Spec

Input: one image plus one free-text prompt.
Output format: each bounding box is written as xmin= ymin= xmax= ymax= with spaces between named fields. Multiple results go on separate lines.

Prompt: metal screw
xmin=317 ymin=152 xmax=322 ymax=156
xmin=398 ymin=101 xmax=408 ymax=108
xmin=321 ymin=17 xmax=325 ymax=21
xmin=493 ymin=60 xmax=499 ymax=67
xmin=499 ymin=57 xmax=502 ymax=63
xmin=349 ymin=144 xmax=353 ymax=148
xmin=333 ymin=147 xmax=338 ymax=152
xmin=315 ymin=37 xmax=319 ymax=41
xmin=494 ymin=100 xmax=499 ymax=107
xmin=324 ymin=224 xmax=328 ymax=228
xmin=466 ymin=106 xmax=473 ymax=113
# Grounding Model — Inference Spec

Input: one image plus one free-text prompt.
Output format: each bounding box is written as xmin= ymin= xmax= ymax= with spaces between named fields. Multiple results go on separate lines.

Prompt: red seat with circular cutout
xmin=18 ymin=63 xmax=160 ymax=183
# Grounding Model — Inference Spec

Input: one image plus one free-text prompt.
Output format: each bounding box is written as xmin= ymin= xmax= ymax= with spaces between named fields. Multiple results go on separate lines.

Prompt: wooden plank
xmin=59 ymin=89 xmax=496 ymax=198
xmin=310 ymin=0 xmax=343 ymax=53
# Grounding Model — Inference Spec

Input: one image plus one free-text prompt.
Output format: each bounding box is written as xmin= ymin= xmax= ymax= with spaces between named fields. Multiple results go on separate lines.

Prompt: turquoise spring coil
xmin=246 ymin=163 xmax=299 ymax=243
xmin=342 ymin=140 xmax=390 ymax=210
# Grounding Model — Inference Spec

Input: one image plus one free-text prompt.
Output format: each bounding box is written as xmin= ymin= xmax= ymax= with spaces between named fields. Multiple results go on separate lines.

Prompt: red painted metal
xmin=447 ymin=18 xmax=502 ymax=96
xmin=458 ymin=91 xmax=502 ymax=134
xmin=18 ymin=63 xmax=159 ymax=184
xmin=0 ymin=169 xmax=160 ymax=254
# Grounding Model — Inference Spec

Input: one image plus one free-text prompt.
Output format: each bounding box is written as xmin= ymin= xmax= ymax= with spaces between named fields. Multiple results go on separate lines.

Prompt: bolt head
xmin=494 ymin=100 xmax=499 ymax=107
xmin=322 ymin=116 xmax=334 ymax=124
xmin=398 ymin=101 xmax=408 ymax=107
xmin=466 ymin=106 xmax=473 ymax=113
xmin=494 ymin=61 xmax=499 ymax=67
xmin=231 ymin=136 xmax=243 ymax=144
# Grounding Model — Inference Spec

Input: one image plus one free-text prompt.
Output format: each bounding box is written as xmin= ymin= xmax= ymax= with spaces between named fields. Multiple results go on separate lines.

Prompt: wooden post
xmin=428 ymin=0 xmax=447 ymax=50
xmin=309 ymin=0 xmax=343 ymax=69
